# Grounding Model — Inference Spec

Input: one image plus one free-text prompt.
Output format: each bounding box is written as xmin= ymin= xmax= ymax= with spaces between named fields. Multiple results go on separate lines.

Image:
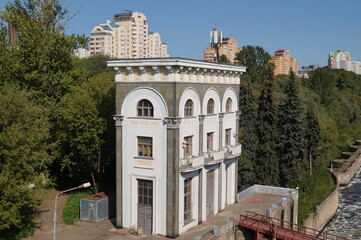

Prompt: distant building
xmin=298 ymin=64 xmax=320 ymax=78
xmin=340 ymin=60 xmax=361 ymax=75
xmin=328 ymin=50 xmax=351 ymax=69
xmin=269 ymin=50 xmax=298 ymax=75
xmin=74 ymin=48 xmax=91 ymax=59
xmin=108 ymin=57 xmax=246 ymax=237
xmin=204 ymin=37 xmax=240 ymax=64
xmin=90 ymin=10 xmax=167 ymax=58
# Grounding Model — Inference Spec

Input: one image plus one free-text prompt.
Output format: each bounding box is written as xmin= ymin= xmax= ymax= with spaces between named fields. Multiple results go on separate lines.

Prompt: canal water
xmin=323 ymin=169 xmax=361 ymax=239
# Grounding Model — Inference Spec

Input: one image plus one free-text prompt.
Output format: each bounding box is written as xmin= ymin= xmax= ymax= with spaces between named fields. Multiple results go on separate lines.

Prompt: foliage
xmin=235 ymin=45 xmax=271 ymax=84
xmin=238 ymin=76 xmax=257 ymax=190
xmin=297 ymin=168 xmax=335 ymax=222
xmin=0 ymin=84 xmax=51 ymax=239
xmin=55 ymin=72 xmax=115 ymax=187
xmin=77 ymin=54 xmax=112 ymax=78
xmin=63 ymin=190 xmax=93 ymax=224
xmin=0 ymin=0 xmax=88 ymax=101
xmin=276 ymin=71 xmax=305 ymax=187
xmin=255 ymin=67 xmax=279 ymax=186
xmin=219 ymin=54 xmax=230 ymax=64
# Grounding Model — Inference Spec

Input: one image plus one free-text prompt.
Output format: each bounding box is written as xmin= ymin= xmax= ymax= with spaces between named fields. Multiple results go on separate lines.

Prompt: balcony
xmin=179 ymin=155 xmax=204 ymax=172
xmin=225 ymin=144 xmax=242 ymax=159
xmin=205 ymin=149 xmax=225 ymax=165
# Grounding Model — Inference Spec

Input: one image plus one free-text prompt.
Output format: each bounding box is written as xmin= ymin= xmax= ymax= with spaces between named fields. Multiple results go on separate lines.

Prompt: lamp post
xmin=309 ymin=147 xmax=321 ymax=175
xmin=53 ymin=182 xmax=91 ymax=240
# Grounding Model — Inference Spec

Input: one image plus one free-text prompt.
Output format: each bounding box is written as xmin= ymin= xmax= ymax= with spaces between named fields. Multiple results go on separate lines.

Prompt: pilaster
xmin=165 ymin=117 xmax=181 ymax=237
xmin=113 ymin=115 xmax=124 ymax=227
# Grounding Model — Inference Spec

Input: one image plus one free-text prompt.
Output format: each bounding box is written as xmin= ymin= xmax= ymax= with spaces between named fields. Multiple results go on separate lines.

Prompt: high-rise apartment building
xmin=204 ymin=38 xmax=240 ymax=64
xmin=90 ymin=10 xmax=167 ymax=58
xmin=328 ymin=50 xmax=351 ymax=69
xmin=269 ymin=50 xmax=298 ymax=75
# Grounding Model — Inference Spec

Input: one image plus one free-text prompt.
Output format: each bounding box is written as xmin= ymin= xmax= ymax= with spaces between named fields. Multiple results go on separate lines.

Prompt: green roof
xmin=329 ymin=50 xmax=350 ymax=57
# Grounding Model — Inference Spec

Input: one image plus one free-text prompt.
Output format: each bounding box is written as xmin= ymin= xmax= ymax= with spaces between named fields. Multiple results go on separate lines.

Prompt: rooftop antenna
xmin=210 ymin=27 xmax=222 ymax=62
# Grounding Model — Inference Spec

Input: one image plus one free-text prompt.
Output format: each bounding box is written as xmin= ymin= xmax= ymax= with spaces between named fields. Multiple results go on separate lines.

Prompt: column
xmin=113 ymin=115 xmax=124 ymax=227
xmin=164 ymin=117 xmax=182 ymax=237
xmin=198 ymin=114 xmax=205 ymax=223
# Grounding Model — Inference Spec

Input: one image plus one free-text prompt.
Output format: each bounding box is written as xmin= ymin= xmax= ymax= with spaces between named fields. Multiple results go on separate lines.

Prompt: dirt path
xmin=24 ymin=189 xmax=68 ymax=240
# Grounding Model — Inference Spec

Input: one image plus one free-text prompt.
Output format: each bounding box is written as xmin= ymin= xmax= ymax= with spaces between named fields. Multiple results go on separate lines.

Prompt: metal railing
xmin=240 ymin=211 xmax=349 ymax=240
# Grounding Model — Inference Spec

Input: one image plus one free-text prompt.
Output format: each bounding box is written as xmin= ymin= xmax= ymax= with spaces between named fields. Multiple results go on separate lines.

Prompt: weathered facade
xmin=108 ymin=58 xmax=246 ymax=237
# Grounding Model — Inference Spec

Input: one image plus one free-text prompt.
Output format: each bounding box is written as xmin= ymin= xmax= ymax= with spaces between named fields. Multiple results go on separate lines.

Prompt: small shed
xmin=80 ymin=192 xmax=115 ymax=222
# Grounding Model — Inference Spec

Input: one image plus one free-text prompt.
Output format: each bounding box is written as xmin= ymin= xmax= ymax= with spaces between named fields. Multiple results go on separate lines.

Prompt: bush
xmin=63 ymin=190 xmax=93 ymax=224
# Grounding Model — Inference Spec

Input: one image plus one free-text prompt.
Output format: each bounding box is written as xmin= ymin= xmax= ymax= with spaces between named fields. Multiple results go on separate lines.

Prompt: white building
xmin=73 ymin=48 xmax=91 ymax=59
xmin=90 ymin=10 xmax=167 ymax=58
xmin=340 ymin=60 xmax=361 ymax=75
xmin=108 ymin=58 xmax=246 ymax=237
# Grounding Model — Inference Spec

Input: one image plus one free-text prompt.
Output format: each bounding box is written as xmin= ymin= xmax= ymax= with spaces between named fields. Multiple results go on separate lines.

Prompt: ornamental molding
xmin=236 ymin=110 xmax=241 ymax=120
xmin=164 ymin=117 xmax=182 ymax=129
xmin=113 ymin=115 xmax=124 ymax=127
xmin=198 ymin=114 xmax=206 ymax=124
xmin=219 ymin=113 xmax=225 ymax=122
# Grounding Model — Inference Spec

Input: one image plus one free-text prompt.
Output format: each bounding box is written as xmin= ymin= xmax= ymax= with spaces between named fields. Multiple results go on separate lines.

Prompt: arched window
xmin=226 ymin=98 xmax=232 ymax=112
xmin=137 ymin=99 xmax=154 ymax=117
xmin=184 ymin=99 xmax=194 ymax=117
xmin=207 ymin=98 xmax=215 ymax=114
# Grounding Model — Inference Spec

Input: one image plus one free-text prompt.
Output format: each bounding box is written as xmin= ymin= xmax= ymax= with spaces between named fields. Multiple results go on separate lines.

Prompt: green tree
xmin=78 ymin=53 xmax=112 ymax=78
xmin=235 ymin=45 xmax=271 ymax=84
xmin=0 ymin=0 xmax=88 ymax=101
xmin=55 ymin=72 xmax=115 ymax=188
xmin=304 ymin=107 xmax=321 ymax=170
xmin=277 ymin=71 xmax=305 ymax=187
xmin=255 ymin=67 xmax=279 ymax=186
xmin=219 ymin=54 xmax=230 ymax=64
xmin=0 ymin=84 xmax=51 ymax=239
xmin=238 ymin=76 xmax=257 ymax=190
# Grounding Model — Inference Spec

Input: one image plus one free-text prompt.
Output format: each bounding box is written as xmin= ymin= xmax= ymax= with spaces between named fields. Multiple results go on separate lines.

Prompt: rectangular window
xmin=138 ymin=137 xmax=153 ymax=157
xmin=207 ymin=132 xmax=214 ymax=152
xmin=184 ymin=178 xmax=192 ymax=221
xmin=184 ymin=136 xmax=193 ymax=157
xmin=225 ymin=129 xmax=231 ymax=146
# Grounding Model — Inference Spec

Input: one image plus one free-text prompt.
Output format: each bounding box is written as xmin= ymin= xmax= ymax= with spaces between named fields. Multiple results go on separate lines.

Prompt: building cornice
xmin=108 ymin=58 xmax=246 ymax=84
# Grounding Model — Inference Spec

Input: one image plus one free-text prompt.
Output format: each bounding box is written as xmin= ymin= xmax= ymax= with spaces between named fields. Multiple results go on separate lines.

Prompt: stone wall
xmin=302 ymin=177 xmax=339 ymax=231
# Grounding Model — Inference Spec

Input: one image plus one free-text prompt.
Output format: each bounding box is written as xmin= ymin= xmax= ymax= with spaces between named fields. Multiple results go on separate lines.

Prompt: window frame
xmin=137 ymin=136 xmax=153 ymax=158
xmin=137 ymin=99 xmax=154 ymax=117
xmin=226 ymin=98 xmax=232 ymax=112
xmin=184 ymin=99 xmax=194 ymax=117
xmin=207 ymin=98 xmax=215 ymax=114
xmin=184 ymin=136 xmax=193 ymax=157
xmin=225 ymin=128 xmax=231 ymax=146
xmin=184 ymin=178 xmax=192 ymax=221
xmin=207 ymin=132 xmax=214 ymax=152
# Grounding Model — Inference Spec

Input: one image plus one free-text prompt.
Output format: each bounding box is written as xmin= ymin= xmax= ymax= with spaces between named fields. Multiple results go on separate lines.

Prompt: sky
xmin=1 ymin=0 xmax=361 ymax=68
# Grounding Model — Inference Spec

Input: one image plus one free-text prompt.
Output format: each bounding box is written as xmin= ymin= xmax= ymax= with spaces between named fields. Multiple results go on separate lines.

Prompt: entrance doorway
xmin=206 ymin=170 xmax=215 ymax=217
xmin=137 ymin=179 xmax=153 ymax=233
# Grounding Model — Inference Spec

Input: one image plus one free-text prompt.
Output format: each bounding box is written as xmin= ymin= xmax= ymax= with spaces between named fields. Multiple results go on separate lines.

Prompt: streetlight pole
xmin=53 ymin=182 xmax=91 ymax=240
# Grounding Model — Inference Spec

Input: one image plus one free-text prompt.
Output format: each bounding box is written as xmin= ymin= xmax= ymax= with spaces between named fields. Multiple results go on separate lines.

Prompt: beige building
xmin=204 ymin=38 xmax=240 ymax=64
xmin=269 ymin=50 xmax=298 ymax=75
xmin=90 ymin=10 xmax=167 ymax=58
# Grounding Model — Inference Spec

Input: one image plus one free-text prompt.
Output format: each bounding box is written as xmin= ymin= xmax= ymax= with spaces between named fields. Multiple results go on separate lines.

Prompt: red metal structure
xmin=239 ymin=211 xmax=349 ymax=240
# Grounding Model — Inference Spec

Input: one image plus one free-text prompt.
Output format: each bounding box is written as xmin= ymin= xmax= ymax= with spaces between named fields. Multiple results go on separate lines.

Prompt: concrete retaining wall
xmin=333 ymin=153 xmax=361 ymax=185
xmin=302 ymin=178 xmax=339 ymax=231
